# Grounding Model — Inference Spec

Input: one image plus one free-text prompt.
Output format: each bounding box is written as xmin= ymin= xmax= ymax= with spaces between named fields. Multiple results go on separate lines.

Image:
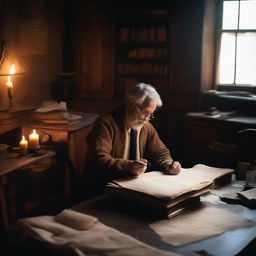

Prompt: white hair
xmin=126 ymin=83 xmax=163 ymax=108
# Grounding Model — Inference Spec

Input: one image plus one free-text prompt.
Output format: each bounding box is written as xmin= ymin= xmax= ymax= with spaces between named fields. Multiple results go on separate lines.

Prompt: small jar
xmin=236 ymin=162 xmax=250 ymax=180
xmin=246 ymin=163 xmax=256 ymax=188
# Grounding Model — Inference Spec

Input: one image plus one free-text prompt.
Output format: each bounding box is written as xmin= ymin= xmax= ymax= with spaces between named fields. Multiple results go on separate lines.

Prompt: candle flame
xmin=22 ymin=135 xmax=25 ymax=140
xmin=33 ymin=129 xmax=37 ymax=134
xmin=6 ymin=76 xmax=13 ymax=88
xmin=10 ymin=64 xmax=15 ymax=75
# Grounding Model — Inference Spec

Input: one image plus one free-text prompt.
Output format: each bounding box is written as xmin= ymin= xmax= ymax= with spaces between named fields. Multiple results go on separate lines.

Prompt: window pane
xmin=218 ymin=33 xmax=236 ymax=84
xmin=239 ymin=0 xmax=256 ymax=29
xmin=223 ymin=1 xmax=238 ymax=29
xmin=236 ymin=33 xmax=256 ymax=85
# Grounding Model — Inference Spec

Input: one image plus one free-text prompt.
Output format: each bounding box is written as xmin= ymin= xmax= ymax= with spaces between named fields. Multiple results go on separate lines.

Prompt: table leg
xmin=0 ymin=175 xmax=10 ymax=235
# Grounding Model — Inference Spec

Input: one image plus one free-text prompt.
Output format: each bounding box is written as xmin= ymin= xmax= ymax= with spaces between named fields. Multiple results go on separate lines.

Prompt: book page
xmin=109 ymin=164 xmax=234 ymax=200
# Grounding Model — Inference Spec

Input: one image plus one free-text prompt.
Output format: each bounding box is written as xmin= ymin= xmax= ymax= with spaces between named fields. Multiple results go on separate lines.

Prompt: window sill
xmin=217 ymin=85 xmax=256 ymax=95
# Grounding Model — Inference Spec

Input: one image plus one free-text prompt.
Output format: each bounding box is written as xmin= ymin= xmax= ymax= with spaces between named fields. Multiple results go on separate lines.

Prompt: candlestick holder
xmin=28 ymin=146 xmax=41 ymax=153
xmin=19 ymin=148 xmax=28 ymax=156
xmin=7 ymin=87 xmax=14 ymax=107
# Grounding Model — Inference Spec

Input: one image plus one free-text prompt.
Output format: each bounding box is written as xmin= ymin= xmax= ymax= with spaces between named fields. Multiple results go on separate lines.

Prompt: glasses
xmin=135 ymin=104 xmax=155 ymax=120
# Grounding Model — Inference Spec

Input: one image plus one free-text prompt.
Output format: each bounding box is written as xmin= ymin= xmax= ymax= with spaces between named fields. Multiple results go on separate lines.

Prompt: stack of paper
xmin=28 ymin=100 xmax=83 ymax=125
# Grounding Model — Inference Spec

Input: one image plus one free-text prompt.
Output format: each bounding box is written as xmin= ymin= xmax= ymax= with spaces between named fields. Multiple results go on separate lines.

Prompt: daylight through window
xmin=217 ymin=0 xmax=256 ymax=86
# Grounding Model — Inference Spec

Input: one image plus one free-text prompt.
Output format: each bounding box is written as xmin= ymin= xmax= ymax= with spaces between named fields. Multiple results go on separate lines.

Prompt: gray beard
xmin=130 ymin=119 xmax=147 ymax=129
xmin=126 ymin=110 xmax=147 ymax=129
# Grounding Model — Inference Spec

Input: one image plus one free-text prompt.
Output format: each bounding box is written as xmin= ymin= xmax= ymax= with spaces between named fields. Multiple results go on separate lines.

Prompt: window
xmin=217 ymin=0 xmax=256 ymax=87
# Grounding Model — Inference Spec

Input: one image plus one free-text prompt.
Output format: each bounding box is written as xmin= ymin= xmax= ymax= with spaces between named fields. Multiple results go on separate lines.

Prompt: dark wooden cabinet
xmin=185 ymin=112 xmax=256 ymax=169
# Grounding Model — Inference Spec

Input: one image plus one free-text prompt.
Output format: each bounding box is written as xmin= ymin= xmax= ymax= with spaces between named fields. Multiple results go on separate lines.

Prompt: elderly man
xmin=82 ymin=83 xmax=181 ymax=198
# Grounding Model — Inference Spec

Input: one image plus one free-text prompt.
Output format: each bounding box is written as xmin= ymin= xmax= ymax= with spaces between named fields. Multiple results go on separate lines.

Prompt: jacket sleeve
xmin=144 ymin=124 xmax=173 ymax=171
xmin=87 ymin=116 xmax=132 ymax=178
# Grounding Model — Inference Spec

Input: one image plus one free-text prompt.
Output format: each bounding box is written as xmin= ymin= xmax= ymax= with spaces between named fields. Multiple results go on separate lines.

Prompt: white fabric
xmin=18 ymin=210 xmax=179 ymax=256
xmin=54 ymin=209 xmax=97 ymax=230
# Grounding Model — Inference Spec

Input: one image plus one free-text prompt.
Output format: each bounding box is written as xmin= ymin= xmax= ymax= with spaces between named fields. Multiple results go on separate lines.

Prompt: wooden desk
xmin=0 ymin=151 xmax=55 ymax=235
xmin=23 ymin=112 xmax=98 ymax=176
xmin=22 ymin=112 xmax=98 ymax=204
xmin=71 ymin=179 xmax=256 ymax=256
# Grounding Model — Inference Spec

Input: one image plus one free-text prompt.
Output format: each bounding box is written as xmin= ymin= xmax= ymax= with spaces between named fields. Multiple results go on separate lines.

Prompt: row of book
xmin=120 ymin=27 xmax=167 ymax=42
xmin=118 ymin=63 xmax=168 ymax=75
xmin=126 ymin=48 xmax=168 ymax=59
xmin=106 ymin=164 xmax=234 ymax=218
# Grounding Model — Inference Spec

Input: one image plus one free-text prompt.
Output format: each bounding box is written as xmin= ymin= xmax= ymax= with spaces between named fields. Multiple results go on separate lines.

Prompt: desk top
xmin=0 ymin=151 xmax=55 ymax=176
xmin=71 ymin=179 xmax=256 ymax=256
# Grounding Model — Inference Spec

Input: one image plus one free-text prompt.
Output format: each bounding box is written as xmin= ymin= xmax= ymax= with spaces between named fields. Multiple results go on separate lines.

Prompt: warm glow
xmin=6 ymin=76 xmax=13 ymax=88
xmin=10 ymin=64 xmax=15 ymax=75
xmin=28 ymin=129 xmax=40 ymax=149
xmin=19 ymin=135 xmax=28 ymax=154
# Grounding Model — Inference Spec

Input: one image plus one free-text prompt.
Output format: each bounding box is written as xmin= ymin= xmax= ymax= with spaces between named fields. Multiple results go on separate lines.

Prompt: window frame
xmin=215 ymin=0 xmax=256 ymax=93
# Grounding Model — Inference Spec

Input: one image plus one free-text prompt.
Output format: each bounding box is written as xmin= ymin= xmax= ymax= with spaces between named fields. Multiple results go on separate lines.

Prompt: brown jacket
xmin=82 ymin=105 xmax=173 ymax=197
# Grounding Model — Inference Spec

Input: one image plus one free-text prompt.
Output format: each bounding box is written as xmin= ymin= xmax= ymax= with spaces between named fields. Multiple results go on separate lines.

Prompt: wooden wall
xmin=0 ymin=0 xmax=64 ymax=109
xmin=0 ymin=0 xmax=216 ymax=163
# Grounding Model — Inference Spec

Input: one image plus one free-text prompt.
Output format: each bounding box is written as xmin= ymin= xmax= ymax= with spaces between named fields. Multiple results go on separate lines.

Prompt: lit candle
xmin=6 ymin=76 xmax=13 ymax=98
xmin=28 ymin=129 xmax=40 ymax=149
xmin=6 ymin=65 xmax=15 ymax=106
xmin=19 ymin=135 xmax=28 ymax=155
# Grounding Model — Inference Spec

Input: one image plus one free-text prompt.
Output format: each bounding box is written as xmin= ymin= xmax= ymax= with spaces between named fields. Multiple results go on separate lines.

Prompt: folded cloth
xmin=18 ymin=213 xmax=179 ymax=256
xmin=54 ymin=209 xmax=97 ymax=230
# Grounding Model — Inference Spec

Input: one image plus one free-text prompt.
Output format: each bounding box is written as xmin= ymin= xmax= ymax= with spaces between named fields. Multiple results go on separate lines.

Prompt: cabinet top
xmin=25 ymin=112 xmax=99 ymax=132
xmin=186 ymin=112 xmax=256 ymax=126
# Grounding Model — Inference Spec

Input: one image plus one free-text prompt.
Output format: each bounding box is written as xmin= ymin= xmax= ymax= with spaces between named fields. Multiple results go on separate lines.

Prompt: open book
xmin=237 ymin=188 xmax=256 ymax=208
xmin=106 ymin=164 xmax=234 ymax=218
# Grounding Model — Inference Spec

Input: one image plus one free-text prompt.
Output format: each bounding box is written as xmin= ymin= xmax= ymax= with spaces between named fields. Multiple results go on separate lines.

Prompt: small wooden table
xmin=0 ymin=151 xmax=56 ymax=235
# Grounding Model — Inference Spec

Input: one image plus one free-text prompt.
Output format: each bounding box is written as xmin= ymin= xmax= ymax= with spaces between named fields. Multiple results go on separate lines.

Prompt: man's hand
xmin=166 ymin=161 xmax=181 ymax=175
xmin=128 ymin=158 xmax=147 ymax=176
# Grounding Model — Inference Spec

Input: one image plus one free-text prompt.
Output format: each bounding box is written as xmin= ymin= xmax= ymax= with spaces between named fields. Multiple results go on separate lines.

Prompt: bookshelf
xmin=115 ymin=9 xmax=170 ymax=95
